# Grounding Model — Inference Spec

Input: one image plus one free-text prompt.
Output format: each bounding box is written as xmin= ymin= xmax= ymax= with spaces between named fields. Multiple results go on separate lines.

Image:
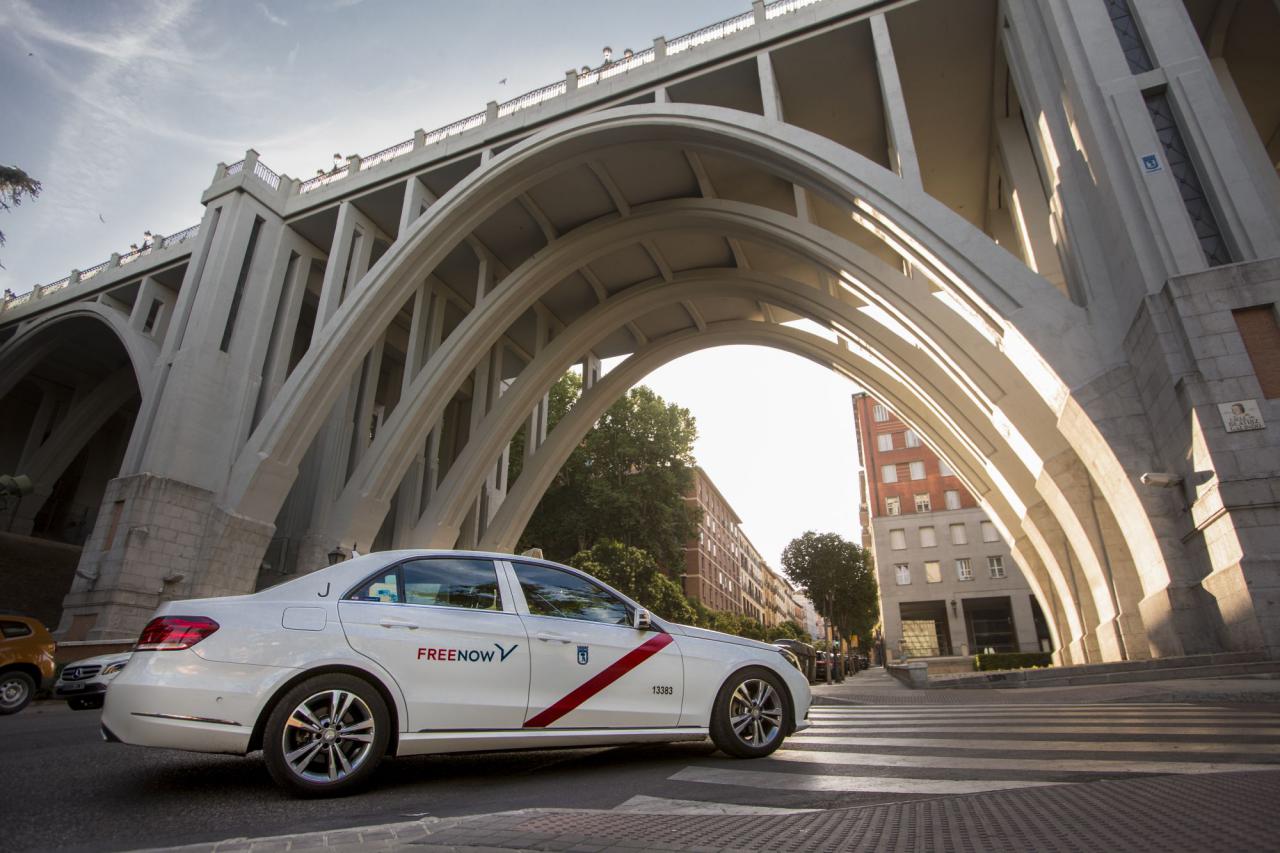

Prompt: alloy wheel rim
xmin=728 ymin=678 xmax=783 ymax=747
xmin=280 ymin=689 xmax=376 ymax=783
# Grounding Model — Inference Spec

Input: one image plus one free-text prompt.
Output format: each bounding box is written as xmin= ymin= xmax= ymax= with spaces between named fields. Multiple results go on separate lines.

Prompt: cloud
xmin=287 ymin=42 xmax=300 ymax=67
xmin=257 ymin=3 xmax=289 ymax=27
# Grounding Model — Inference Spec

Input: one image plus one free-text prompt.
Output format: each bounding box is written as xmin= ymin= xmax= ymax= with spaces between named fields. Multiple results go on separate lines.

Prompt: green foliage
xmin=781 ymin=531 xmax=878 ymax=642
xmin=565 ymin=540 xmax=811 ymax=645
xmin=519 ymin=373 xmax=701 ymax=568
xmin=0 ymin=164 xmax=41 ymax=266
xmin=974 ymin=652 xmax=1053 ymax=672
xmin=568 ymin=540 xmax=695 ymax=625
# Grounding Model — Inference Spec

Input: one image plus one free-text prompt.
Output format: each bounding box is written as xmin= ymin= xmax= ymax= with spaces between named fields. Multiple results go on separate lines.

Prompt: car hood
xmin=62 ymin=651 xmax=132 ymax=668
xmin=665 ymin=623 xmax=778 ymax=652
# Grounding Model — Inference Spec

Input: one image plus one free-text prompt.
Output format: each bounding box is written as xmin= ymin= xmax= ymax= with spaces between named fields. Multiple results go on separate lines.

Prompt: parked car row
xmin=1 ymin=613 xmax=133 ymax=715
xmin=772 ymin=639 xmax=869 ymax=684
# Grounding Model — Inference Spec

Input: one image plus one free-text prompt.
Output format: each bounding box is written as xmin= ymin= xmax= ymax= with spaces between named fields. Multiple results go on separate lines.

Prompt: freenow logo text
xmin=417 ymin=643 xmax=519 ymax=663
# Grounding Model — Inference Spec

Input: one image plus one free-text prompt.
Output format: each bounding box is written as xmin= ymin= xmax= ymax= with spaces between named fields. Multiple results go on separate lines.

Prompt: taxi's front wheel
xmin=263 ymin=673 xmax=390 ymax=797
xmin=709 ymin=667 xmax=789 ymax=758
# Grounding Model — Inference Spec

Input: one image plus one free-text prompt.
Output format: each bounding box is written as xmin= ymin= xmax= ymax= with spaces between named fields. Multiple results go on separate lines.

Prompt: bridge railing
xmin=5 ymin=0 xmax=831 ymax=314
xmin=2 ymin=223 xmax=201 ymax=317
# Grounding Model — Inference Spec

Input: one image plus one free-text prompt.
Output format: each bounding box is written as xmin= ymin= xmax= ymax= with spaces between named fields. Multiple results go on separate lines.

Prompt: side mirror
xmin=633 ymin=608 xmax=652 ymax=631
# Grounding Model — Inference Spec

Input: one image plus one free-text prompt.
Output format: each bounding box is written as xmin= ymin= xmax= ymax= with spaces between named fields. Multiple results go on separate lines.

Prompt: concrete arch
xmin=468 ymin=319 xmax=1071 ymax=655
xmin=0 ymin=301 xmax=158 ymax=395
xmin=222 ymin=104 xmax=1180 ymax=657
xmin=313 ymin=202 xmax=1130 ymax=651
xmin=11 ymin=367 xmax=139 ymax=533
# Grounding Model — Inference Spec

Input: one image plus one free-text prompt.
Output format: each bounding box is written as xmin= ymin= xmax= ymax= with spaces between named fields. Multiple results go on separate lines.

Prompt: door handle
xmin=378 ymin=617 xmax=419 ymax=630
xmin=536 ymin=632 xmax=573 ymax=644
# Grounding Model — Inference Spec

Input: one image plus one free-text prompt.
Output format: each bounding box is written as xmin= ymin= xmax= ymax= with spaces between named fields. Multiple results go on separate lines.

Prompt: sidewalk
xmin=148 ymin=769 xmax=1280 ymax=852
xmin=809 ymin=667 xmax=1280 ymax=705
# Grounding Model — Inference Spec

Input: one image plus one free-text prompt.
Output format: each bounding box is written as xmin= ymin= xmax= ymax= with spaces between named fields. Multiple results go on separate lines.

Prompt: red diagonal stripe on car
xmin=523 ymin=632 xmax=674 ymax=728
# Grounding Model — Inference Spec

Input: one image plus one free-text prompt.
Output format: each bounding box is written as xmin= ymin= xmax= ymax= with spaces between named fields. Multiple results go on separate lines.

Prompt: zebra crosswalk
xmin=616 ymin=701 xmax=1280 ymax=814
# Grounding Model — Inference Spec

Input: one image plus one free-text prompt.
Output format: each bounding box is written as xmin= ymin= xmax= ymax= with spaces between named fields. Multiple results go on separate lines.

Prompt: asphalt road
xmin=6 ymin=697 xmax=1280 ymax=852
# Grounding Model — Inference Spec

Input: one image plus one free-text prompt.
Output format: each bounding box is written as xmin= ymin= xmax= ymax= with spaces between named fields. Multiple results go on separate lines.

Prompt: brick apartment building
xmin=680 ymin=466 xmax=817 ymax=635
xmin=853 ymin=394 xmax=1051 ymax=661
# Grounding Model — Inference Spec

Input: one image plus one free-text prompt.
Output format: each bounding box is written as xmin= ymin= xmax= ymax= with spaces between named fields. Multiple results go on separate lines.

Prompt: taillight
xmin=135 ymin=616 xmax=219 ymax=650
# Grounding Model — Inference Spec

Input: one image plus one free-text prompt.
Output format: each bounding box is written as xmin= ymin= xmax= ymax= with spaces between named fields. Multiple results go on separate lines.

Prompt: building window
xmin=895 ymin=564 xmax=910 ymax=585
xmin=885 ymin=496 xmax=901 ymax=516
xmin=945 ymin=490 xmax=961 ymax=510
xmin=890 ymin=529 xmax=907 ymax=550
xmin=881 ymin=464 xmax=898 ymax=483
xmin=925 ymin=561 xmax=941 ymax=583
xmin=950 ymin=523 xmax=967 ymax=545
xmin=909 ymin=461 xmax=926 ymax=480
xmin=914 ymin=493 xmax=931 ymax=513
xmin=1233 ymin=305 xmax=1280 ymax=398
xmin=988 ymin=556 xmax=1006 ymax=579
xmin=904 ymin=429 xmax=920 ymax=448
xmin=873 ymin=404 xmax=889 ymax=422
xmin=919 ymin=526 xmax=936 ymax=548
xmin=956 ymin=558 xmax=973 ymax=581
xmin=877 ymin=433 xmax=894 ymax=452
xmin=981 ymin=521 xmax=999 ymax=543
xmin=938 ymin=459 xmax=954 ymax=477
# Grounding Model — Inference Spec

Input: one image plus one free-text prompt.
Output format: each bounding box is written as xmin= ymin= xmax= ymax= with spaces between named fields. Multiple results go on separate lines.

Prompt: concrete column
xmin=258 ymin=249 xmax=312 ymax=419
xmin=15 ymin=382 xmax=60 ymax=472
xmin=399 ymin=177 xmax=430 ymax=237
xmin=581 ymin=352 xmax=601 ymax=390
xmin=996 ymin=118 xmax=1068 ymax=295
xmin=400 ymin=282 xmax=431 ymax=397
xmin=314 ymin=201 xmax=360 ymax=339
xmin=348 ymin=335 xmax=386 ymax=471
xmin=127 ymin=277 xmax=166 ymax=337
xmin=756 ymin=52 xmax=784 ymax=122
xmin=1128 ymin=0 xmax=1280 ymax=260
xmin=870 ymin=14 xmax=922 ymax=190
xmin=1010 ymin=593 xmax=1041 ymax=652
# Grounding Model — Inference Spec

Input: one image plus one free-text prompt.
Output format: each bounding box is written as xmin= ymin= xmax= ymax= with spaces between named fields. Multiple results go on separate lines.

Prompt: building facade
xmin=854 ymin=393 xmax=1050 ymax=660
xmin=0 ymin=0 xmax=1276 ymax=665
xmin=681 ymin=466 xmax=817 ymax=636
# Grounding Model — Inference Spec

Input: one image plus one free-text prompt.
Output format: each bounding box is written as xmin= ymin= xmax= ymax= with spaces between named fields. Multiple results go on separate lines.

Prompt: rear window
xmin=1 ymin=621 xmax=32 ymax=639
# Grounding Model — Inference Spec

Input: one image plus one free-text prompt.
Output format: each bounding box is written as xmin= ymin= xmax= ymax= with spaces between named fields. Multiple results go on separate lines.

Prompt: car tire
xmin=263 ymin=673 xmax=390 ymax=797
xmin=709 ymin=666 xmax=790 ymax=759
xmin=0 ymin=670 xmax=36 ymax=715
xmin=68 ymin=696 xmax=104 ymax=711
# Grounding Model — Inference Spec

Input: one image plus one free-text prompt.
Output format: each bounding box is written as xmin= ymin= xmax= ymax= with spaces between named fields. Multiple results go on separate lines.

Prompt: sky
xmin=1 ymin=0 xmax=864 ymax=569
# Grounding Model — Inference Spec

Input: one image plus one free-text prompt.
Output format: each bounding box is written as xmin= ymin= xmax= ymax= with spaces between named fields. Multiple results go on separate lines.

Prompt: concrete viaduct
xmin=1 ymin=0 xmax=1277 ymax=665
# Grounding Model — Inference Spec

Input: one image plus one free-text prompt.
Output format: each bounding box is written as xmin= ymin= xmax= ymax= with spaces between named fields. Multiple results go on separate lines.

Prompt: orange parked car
xmin=0 ymin=615 xmax=56 ymax=714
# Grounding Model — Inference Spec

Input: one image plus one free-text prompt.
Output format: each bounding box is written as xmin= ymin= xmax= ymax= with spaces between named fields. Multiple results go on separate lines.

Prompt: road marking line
xmin=612 ymin=794 xmax=817 ymax=815
xmin=803 ymin=725 xmax=1280 ymax=736
xmin=670 ymin=766 xmax=1063 ymax=795
xmin=771 ymin=748 xmax=1280 ymax=775
xmin=788 ymin=735 xmax=1280 ymax=754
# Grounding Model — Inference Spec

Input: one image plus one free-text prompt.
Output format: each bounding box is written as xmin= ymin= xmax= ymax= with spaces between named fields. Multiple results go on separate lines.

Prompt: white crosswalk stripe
xmin=652 ymin=701 xmax=1280 ymax=811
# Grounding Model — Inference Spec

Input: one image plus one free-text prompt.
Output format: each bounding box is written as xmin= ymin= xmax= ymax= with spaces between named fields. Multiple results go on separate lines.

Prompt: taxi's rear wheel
xmin=709 ymin=667 xmax=789 ymax=758
xmin=263 ymin=674 xmax=389 ymax=797
xmin=0 ymin=670 xmax=35 ymax=715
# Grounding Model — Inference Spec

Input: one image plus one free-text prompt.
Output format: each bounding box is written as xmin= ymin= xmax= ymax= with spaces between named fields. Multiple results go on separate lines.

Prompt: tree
xmin=0 ymin=165 xmax=42 ymax=268
xmin=781 ymin=531 xmax=878 ymax=643
xmin=568 ymin=540 xmax=695 ymax=625
xmin=518 ymin=373 xmax=701 ymax=569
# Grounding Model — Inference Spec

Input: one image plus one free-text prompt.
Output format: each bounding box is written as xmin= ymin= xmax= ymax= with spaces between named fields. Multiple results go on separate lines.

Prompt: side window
xmin=347 ymin=569 xmax=402 ymax=604
xmin=402 ymin=559 xmax=502 ymax=610
xmin=1 ymin=620 xmax=33 ymax=639
xmin=514 ymin=563 xmax=631 ymax=626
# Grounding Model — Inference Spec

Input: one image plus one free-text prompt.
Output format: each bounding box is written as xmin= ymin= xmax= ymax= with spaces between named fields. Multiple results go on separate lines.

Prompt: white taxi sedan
xmin=103 ymin=550 xmax=811 ymax=796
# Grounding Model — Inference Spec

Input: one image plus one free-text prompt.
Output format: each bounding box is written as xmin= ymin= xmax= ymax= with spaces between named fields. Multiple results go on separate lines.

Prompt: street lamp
xmin=327 ymin=546 xmax=346 ymax=566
